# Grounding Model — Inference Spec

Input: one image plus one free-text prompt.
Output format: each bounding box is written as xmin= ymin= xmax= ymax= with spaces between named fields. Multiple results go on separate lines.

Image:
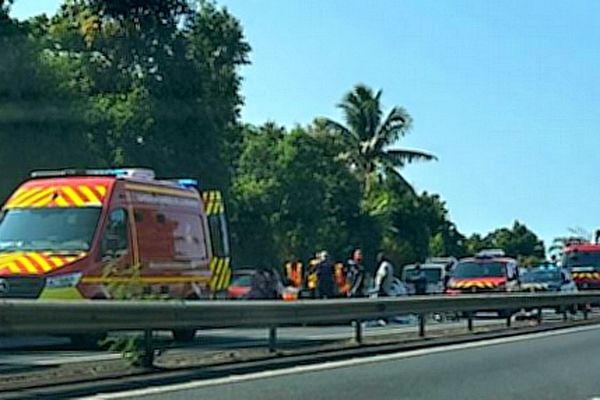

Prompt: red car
xmin=227 ymin=269 xmax=255 ymax=299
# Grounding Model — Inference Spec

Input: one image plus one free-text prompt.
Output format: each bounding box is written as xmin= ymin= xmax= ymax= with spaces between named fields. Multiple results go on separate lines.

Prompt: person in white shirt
xmin=374 ymin=252 xmax=395 ymax=297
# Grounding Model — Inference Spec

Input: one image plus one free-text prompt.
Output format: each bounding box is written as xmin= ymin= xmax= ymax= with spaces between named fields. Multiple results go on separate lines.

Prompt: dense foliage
xmin=0 ymin=0 xmax=547 ymax=271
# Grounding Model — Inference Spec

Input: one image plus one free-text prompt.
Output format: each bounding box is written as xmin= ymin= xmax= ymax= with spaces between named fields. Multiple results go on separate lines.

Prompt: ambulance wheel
xmin=172 ymin=329 xmax=196 ymax=342
xmin=70 ymin=332 xmax=107 ymax=349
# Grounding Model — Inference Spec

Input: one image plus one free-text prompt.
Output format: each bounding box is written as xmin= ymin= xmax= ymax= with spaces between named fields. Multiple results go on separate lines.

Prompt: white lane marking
xmin=82 ymin=324 xmax=600 ymax=400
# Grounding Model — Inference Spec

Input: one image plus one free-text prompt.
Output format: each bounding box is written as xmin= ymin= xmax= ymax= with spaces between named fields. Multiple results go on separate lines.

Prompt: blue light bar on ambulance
xmin=175 ymin=179 xmax=199 ymax=189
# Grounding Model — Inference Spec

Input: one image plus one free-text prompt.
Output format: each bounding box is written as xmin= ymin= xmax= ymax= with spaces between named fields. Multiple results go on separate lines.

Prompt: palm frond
xmin=317 ymin=117 xmax=359 ymax=142
xmin=383 ymin=166 xmax=417 ymax=195
xmin=384 ymin=148 xmax=437 ymax=168
xmin=376 ymin=106 xmax=412 ymax=146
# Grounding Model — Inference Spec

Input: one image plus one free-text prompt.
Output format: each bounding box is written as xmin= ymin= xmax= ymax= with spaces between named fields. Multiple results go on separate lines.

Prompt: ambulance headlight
xmin=46 ymin=272 xmax=82 ymax=289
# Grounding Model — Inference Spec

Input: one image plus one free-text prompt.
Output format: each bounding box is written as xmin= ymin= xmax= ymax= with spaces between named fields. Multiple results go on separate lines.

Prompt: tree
xmin=0 ymin=3 xmax=93 ymax=200
xmin=229 ymin=124 xmax=379 ymax=268
xmin=41 ymin=0 xmax=250 ymax=189
xmin=464 ymin=221 xmax=545 ymax=264
xmin=364 ymin=176 xmax=466 ymax=268
xmin=319 ymin=84 xmax=436 ymax=192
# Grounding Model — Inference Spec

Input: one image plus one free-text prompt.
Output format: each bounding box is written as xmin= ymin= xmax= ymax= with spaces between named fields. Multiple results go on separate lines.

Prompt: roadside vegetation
xmin=0 ymin=0 xmax=546 ymax=270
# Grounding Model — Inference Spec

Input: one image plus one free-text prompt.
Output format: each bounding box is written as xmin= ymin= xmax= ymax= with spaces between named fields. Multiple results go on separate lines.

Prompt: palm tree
xmin=319 ymin=84 xmax=436 ymax=192
xmin=548 ymin=227 xmax=592 ymax=256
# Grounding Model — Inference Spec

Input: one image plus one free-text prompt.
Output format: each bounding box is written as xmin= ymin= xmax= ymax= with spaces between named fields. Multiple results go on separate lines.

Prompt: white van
xmin=402 ymin=262 xmax=452 ymax=294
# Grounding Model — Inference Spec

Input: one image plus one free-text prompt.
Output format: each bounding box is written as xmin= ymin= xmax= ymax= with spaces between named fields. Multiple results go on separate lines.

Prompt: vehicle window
xmin=135 ymin=209 xmax=208 ymax=262
xmin=404 ymin=268 xmax=442 ymax=282
xmin=208 ymin=214 xmax=230 ymax=258
xmin=521 ymin=267 xmax=561 ymax=283
xmin=101 ymin=209 xmax=128 ymax=259
xmin=0 ymin=208 xmax=101 ymax=252
xmin=231 ymin=274 xmax=252 ymax=287
xmin=563 ymin=251 xmax=600 ymax=270
xmin=453 ymin=262 xmax=506 ymax=278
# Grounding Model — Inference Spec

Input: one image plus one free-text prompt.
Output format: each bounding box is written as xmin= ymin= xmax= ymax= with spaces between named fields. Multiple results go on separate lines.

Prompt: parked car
xmin=519 ymin=263 xmax=578 ymax=314
xmin=227 ymin=269 xmax=255 ymax=299
xmin=520 ymin=263 xmax=577 ymax=293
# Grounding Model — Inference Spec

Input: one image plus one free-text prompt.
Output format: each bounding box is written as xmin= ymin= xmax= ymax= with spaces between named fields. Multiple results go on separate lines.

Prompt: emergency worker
xmin=408 ymin=263 xmax=428 ymax=295
xmin=306 ymin=255 xmax=319 ymax=298
xmin=285 ymin=260 xmax=303 ymax=289
xmin=346 ymin=248 xmax=366 ymax=297
xmin=316 ymin=251 xmax=335 ymax=298
xmin=334 ymin=262 xmax=349 ymax=297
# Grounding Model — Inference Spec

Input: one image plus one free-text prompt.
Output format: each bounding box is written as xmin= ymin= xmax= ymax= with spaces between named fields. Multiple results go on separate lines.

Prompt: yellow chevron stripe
xmin=16 ymin=256 xmax=39 ymax=274
xmin=205 ymin=192 xmax=213 ymax=214
xmin=61 ymin=186 xmax=85 ymax=207
xmin=27 ymin=253 xmax=53 ymax=272
xmin=15 ymin=187 xmax=55 ymax=208
xmin=96 ymin=185 xmax=107 ymax=197
xmin=219 ymin=258 xmax=231 ymax=289
xmin=215 ymin=258 xmax=226 ymax=289
xmin=209 ymin=258 xmax=224 ymax=289
xmin=49 ymin=257 xmax=66 ymax=268
xmin=54 ymin=195 xmax=70 ymax=207
xmin=0 ymin=262 xmax=23 ymax=274
xmin=7 ymin=187 xmax=42 ymax=207
xmin=78 ymin=185 xmax=102 ymax=205
xmin=31 ymin=192 xmax=58 ymax=208
xmin=209 ymin=257 xmax=218 ymax=272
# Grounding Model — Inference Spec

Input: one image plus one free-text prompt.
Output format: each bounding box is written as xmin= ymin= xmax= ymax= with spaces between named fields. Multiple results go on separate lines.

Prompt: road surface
xmin=98 ymin=324 xmax=600 ymax=400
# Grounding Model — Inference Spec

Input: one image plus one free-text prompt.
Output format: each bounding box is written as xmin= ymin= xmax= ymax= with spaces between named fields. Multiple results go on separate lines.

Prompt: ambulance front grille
xmin=0 ymin=277 xmax=45 ymax=298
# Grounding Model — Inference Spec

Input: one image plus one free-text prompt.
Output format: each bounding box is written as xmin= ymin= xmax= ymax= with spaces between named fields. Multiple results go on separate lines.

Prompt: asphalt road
xmin=113 ymin=325 xmax=600 ymax=400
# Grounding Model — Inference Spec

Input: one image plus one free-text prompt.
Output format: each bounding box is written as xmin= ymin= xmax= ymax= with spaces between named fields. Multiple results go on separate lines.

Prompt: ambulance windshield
xmin=0 ymin=208 xmax=102 ymax=253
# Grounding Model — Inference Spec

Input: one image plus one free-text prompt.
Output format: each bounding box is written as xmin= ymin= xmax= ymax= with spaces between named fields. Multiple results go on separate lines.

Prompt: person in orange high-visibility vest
xmin=334 ymin=262 xmax=349 ymax=297
xmin=285 ymin=260 xmax=303 ymax=289
xmin=306 ymin=256 xmax=319 ymax=298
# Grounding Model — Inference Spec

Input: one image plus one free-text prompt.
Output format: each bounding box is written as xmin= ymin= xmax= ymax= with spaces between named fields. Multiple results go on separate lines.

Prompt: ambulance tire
xmin=69 ymin=332 xmax=107 ymax=349
xmin=172 ymin=329 xmax=197 ymax=342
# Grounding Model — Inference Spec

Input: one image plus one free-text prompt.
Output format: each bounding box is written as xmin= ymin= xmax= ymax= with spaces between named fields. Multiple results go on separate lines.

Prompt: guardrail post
xmin=467 ymin=314 xmax=474 ymax=332
xmin=142 ymin=329 xmax=154 ymax=368
xmin=268 ymin=326 xmax=277 ymax=352
xmin=354 ymin=320 xmax=363 ymax=344
xmin=418 ymin=314 xmax=426 ymax=337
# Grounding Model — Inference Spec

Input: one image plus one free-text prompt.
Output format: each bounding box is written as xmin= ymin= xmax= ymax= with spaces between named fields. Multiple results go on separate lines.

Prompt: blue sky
xmin=10 ymin=0 xmax=600 ymax=247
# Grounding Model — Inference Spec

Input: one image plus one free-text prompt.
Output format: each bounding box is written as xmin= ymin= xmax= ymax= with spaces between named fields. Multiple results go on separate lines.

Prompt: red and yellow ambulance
xmin=0 ymin=168 xmax=231 ymax=306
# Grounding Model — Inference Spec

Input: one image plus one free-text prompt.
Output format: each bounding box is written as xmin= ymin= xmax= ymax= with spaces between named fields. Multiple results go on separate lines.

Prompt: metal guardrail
xmin=1 ymin=292 xmax=600 ymax=335
xmin=3 ymin=292 xmax=599 ymax=366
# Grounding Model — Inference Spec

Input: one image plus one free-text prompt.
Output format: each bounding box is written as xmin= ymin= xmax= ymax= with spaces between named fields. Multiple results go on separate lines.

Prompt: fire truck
xmin=561 ymin=242 xmax=600 ymax=290
xmin=0 ymin=168 xmax=231 ymax=342
xmin=446 ymin=249 xmax=520 ymax=318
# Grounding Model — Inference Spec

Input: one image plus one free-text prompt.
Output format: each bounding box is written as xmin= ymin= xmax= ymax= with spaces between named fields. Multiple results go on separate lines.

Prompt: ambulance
xmin=0 ymin=168 xmax=231 ymax=342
